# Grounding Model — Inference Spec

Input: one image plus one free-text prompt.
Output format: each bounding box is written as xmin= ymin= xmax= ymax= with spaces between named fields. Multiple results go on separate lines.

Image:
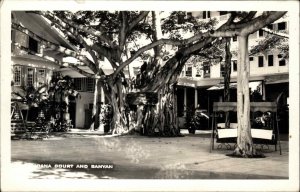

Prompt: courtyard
xmin=10 ymin=130 xmax=289 ymax=179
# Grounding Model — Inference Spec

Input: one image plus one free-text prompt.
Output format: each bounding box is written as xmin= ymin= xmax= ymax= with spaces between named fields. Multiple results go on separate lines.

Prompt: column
xmin=262 ymin=81 xmax=266 ymax=101
xmin=184 ymin=87 xmax=187 ymax=117
xmin=195 ymin=88 xmax=198 ymax=108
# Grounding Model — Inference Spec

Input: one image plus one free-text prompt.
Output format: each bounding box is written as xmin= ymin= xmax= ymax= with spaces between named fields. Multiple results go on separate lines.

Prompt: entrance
xmin=69 ymin=102 xmax=76 ymax=128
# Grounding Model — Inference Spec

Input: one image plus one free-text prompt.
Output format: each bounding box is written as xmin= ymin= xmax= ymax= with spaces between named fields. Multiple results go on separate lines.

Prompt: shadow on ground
xmin=10 ymin=133 xmax=289 ymax=180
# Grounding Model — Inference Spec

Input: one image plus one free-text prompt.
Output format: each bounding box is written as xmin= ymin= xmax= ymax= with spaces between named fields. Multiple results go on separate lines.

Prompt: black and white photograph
xmin=1 ymin=0 xmax=299 ymax=191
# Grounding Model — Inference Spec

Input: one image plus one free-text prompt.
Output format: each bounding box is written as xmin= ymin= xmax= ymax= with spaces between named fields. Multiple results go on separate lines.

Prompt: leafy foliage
xmin=161 ymin=11 xmax=218 ymax=37
xmin=250 ymin=34 xmax=289 ymax=58
xmin=99 ymin=104 xmax=113 ymax=125
xmin=11 ymin=84 xmax=49 ymax=108
xmin=15 ymin=10 xmax=287 ymax=135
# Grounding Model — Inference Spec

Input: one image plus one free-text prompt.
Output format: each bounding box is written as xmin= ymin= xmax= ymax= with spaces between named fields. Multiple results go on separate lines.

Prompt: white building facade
xmin=177 ymin=11 xmax=289 ymax=133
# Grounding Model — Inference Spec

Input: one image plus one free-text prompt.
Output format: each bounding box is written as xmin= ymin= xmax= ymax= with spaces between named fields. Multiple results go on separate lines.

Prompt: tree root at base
xmin=226 ymin=146 xmax=265 ymax=158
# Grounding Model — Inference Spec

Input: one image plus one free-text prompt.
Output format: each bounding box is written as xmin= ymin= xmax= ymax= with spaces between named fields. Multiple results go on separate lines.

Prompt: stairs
xmin=11 ymin=102 xmax=27 ymax=135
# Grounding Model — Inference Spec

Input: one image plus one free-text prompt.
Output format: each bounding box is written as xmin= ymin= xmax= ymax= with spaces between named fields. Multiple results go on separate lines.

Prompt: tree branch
xmin=240 ymin=11 xmax=286 ymax=35
xmin=113 ymin=13 xmax=239 ymax=79
xmin=239 ymin=11 xmax=257 ymax=23
xmin=118 ymin=11 xmax=127 ymax=60
xmin=127 ymin=11 xmax=150 ymax=32
xmin=261 ymin=27 xmax=289 ymax=38
xmin=91 ymin=44 xmax=118 ymax=68
xmin=231 ymin=11 xmax=287 ymax=35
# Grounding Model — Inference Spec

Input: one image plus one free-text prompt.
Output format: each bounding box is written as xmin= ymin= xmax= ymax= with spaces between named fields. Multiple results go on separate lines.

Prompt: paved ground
xmin=10 ymin=129 xmax=289 ymax=179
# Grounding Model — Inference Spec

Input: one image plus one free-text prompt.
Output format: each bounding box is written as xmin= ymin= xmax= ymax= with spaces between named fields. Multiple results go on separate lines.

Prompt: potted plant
xmin=99 ymin=103 xmax=113 ymax=133
xmin=48 ymin=73 xmax=80 ymax=132
xmin=184 ymin=106 xmax=196 ymax=134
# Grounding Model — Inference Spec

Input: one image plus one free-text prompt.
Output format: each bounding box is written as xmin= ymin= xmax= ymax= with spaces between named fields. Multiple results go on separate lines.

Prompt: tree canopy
xmin=12 ymin=11 xmax=287 ymax=135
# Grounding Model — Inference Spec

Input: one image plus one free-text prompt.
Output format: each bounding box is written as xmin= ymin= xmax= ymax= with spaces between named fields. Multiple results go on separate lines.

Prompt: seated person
xmin=253 ymin=112 xmax=272 ymax=128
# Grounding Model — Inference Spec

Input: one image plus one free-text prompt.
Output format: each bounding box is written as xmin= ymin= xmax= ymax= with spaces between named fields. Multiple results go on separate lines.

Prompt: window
xmin=203 ymin=11 xmax=210 ymax=19
xmin=220 ymin=63 xmax=225 ymax=77
xmin=37 ymin=69 xmax=46 ymax=87
xmin=219 ymin=11 xmax=228 ymax=15
xmin=28 ymin=37 xmax=38 ymax=53
xmin=277 ymin=22 xmax=286 ymax=31
xmin=187 ymin=12 xmax=193 ymax=19
xmin=232 ymin=60 xmax=237 ymax=72
xmin=278 ymin=54 xmax=286 ymax=66
xmin=258 ymin=56 xmax=264 ymax=67
xmin=74 ymin=78 xmax=95 ymax=92
xmin=185 ymin=66 xmax=192 ymax=77
xmin=267 ymin=24 xmax=273 ymax=30
xmin=86 ymin=78 xmax=95 ymax=92
xmin=74 ymin=78 xmax=82 ymax=91
xmin=196 ymin=68 xmax=201 ymax=77
xmin=13 ymin=66 xmax=21 ymax=86
xmin=27 ymin=68 xmax=34 ymax=86
xmin=232 ymin=36 xmax=237 ymax=42
xmin=268 ymin=55 xmax=274 ymax=66
xmin=203 ymin=11 xmax=207 ymax=19
xmin=178 ymin=12 xmax=185 ymax=24
xmin=203 ymin=62 xmax=210 ymax=78
xmin=258 ymin=29 xmax=264 ymax=37
xmin=130 ymin=50 xmax=136 ymax=56
xmin=249 ymin=57 xmax=254 ymax=61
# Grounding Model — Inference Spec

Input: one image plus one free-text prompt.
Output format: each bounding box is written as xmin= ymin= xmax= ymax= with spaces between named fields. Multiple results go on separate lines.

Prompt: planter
xmin=104 ymin=124 xmax=110 ymax=133
xmin=188 ymin=127 xmax=196 ymax=134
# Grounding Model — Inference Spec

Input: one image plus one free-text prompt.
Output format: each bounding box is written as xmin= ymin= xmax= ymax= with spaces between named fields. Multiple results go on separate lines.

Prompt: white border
xmin=1 ymin=1 xmax=299 ymax=191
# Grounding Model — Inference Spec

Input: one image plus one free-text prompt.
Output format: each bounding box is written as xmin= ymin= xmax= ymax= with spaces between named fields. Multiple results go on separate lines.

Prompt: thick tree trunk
xmin=224 ymin=38 xmax=232 ymax=128
xmin=90 ymin=78 xmax=100 ymax=131
xmin=141 ymin=85 xmax=180 ymax=136
xmin=107 ymin=79 xmax=129 ymax=135
xmin=234 ymin=35 xmax=256 ymax=157
xmin=136 ymin=55 xmax=187 ymax=136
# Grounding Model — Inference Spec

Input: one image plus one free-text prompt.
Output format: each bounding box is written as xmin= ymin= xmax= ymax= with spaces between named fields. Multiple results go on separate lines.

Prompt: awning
xmin=207 ymin=81 xmax=262 ymax=91
xmin=12 ymin=54 xmax=61 ymax=70
xmin=265 ymin=74 xmax=289 ymax=84
xmin=207 ymin=83 xmax=237 ymax=90
xmin=58 ymin=66 xmax=129 ymax=78
xmin=177 ymin=77 xmax=222 ymax=88
xmin=177 ymin=78 xmax=197 ymax=88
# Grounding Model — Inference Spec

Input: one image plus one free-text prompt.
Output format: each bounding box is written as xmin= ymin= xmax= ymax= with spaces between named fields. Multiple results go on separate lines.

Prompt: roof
xmin=177 ymin=73 xmax=288 ymax=89
xmin=13 ymin=11 xmax=76 ymax=51
xmin=12 ymin=54 xmax=61 ymax=70
xmin=58 ymin=66 xmax=130 ymax=78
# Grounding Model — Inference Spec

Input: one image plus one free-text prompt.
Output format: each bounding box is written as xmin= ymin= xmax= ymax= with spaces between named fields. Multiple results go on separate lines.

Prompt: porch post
xmin=184 ymin=87 xmax=187 ymax=117
xmin=195 ymin=88 xmax=198 ymax=108
xmin=262 ymin=81 xmax=266 ymax=101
